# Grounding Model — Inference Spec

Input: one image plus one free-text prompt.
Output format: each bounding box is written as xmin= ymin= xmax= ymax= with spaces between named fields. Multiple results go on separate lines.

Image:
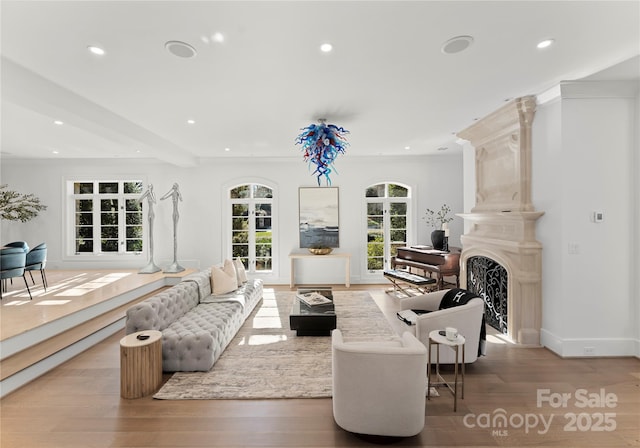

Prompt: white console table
xmin=289 ymin=252 xmax=351 ymax=288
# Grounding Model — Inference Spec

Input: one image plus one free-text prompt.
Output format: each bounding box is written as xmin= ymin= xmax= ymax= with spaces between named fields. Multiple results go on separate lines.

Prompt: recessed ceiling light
xmin=187 ymin=119 xmax=195 ymax=125
xmin=165 ymin=40 xmax=197 ymax=58
xmin=200 ymin=32 xmax=225 ymax=45
xmin=54 ymin=120 xmax=64 ymax=125
xmin=52 ymin=150 xmax=59 ymax=154
xmin=224 ymin=147 xmax=231 ymax=152
xmin=320 ymin=43 xmax=333 ymax=53
xmin=441 ymin=35 xmax=474 ymax=55
xmin=87 ymin=45 xmax=105 ymax=56
xmin=537 ymin=39 xmax=555 ymax=49
xmin=404 ymin=146 xmax=411 ymax=150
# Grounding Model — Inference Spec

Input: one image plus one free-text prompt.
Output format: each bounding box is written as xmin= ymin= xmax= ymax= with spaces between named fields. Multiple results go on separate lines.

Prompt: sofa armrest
xmin=125 ymin=301 xmax=160 ymax=334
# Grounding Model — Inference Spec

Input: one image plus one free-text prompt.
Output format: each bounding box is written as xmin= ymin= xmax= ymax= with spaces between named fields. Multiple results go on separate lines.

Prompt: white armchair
xmin=399 ymin=289 xmax=485 ymax=364
xmin=331 ymin=329 xmax=428 ymax=437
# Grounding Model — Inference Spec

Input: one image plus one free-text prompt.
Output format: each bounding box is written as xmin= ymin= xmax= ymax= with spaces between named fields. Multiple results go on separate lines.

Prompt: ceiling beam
xmin=1 ymin=57 xmax=197 ymax=167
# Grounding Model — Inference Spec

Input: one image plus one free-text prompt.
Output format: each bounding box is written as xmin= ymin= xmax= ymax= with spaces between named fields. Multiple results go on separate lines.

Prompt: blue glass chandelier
xmin=295 ymin=119 xmax=349 ymax=186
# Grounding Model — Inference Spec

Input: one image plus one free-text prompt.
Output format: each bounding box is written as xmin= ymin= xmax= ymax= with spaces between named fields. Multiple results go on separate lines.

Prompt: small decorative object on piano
xmin=297 ymin=291 xmax=332 ymax=306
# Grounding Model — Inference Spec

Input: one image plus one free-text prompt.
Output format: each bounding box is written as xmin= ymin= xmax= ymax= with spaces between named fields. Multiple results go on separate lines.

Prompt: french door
xmin=365 ymin=183 xmax=410 ymax=272
xmin=230 ymin=184 xmax=273 ymax=273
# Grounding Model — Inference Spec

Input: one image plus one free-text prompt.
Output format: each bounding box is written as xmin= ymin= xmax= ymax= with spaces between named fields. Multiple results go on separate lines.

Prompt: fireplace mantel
xmin=457 ymin=96 xmax=543 ymax=346
xmin=458 ymin=211 xmax=544 ymax=243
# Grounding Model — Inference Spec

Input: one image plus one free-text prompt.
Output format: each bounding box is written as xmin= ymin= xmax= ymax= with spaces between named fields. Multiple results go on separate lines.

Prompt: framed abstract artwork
xmin=298 ymin=187 xmax=339 ymax=248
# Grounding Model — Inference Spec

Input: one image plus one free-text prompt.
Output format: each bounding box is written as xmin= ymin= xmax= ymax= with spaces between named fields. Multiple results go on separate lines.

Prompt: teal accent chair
xmin=4 ymin=241 xmax=29 ymax=252
xmin=25 ymin=242 xmax=47 ymax=291
xmin=1 ymin=247 xmax=32 ymax=300
xmin=2 ymin=241 xmax=29 ymax=290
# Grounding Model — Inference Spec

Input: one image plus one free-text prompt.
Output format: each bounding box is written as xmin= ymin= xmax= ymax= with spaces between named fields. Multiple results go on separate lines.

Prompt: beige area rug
xmin=153 ymin=289 xmax=400 ymax=400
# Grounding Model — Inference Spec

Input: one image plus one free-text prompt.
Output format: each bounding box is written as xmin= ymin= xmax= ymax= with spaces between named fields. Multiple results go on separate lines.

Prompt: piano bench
xmin=383 ymin=269 xmax=438 ymax=298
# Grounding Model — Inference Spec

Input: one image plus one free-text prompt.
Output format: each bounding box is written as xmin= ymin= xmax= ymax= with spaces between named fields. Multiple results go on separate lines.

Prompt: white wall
xmin=533 ymin=98 xmax=565 ymax=350
xmin=635 ymin=89 xmax=640 ymax=353
xmin=462 ymin=84 xmax=639 ymax=357
xmin=534 ymin=81 xmax=639 ymax=357
xmin=0 ymin=154 xmax=463 ymax=285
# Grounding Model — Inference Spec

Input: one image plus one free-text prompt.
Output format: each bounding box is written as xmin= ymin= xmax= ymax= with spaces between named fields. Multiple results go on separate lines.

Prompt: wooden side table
xmin=120 ymin=330 xmax=163 ymax=399
xmin=427 ymin=329 xmax=465 ymax=412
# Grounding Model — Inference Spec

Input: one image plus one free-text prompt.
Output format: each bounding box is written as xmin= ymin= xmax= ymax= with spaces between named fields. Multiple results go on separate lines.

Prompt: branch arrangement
xmin=423 ymin=204 xmax=453 ymax=230
xmin=0 ymin=184 xmax=47 ymax=222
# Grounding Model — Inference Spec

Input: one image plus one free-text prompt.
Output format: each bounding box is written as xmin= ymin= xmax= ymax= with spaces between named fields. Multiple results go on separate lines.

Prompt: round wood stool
xmin=120 ymin=330 xmax=162 ymax=399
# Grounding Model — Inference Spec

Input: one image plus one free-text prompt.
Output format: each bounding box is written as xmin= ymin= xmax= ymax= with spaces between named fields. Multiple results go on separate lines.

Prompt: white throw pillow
xmin=211 ymin=260 xmax=238 ymax=295
xmin=233 ymin=258 xmax=248 ymax=284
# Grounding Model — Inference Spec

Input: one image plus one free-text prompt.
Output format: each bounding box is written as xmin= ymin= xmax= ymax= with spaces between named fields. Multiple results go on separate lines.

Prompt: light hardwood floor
xmin=1 ymin=276 xmax=639 ymax=447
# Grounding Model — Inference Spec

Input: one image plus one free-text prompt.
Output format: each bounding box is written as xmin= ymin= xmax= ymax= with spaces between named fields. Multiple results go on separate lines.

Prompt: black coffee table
xmin=289 ymin=287 xmax=336 ymax=336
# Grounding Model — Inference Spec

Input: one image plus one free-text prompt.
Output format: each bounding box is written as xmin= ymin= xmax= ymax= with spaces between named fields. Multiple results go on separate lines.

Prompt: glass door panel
xmin=231 ymin=204 xmax=249 ymax=263
xmin=100 ymin=198 xmax=119 ymax=252
xmin=389 ymin=202 xmax=408 ymax=259
xmin=254 ymin=202 xmax=272 ymax=272
xmin=367 ymin=202 xmax=384 ymax=270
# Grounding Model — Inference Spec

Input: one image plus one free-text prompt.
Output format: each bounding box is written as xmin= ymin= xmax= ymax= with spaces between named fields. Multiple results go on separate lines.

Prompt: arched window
xmin=229 ymin=183 xmax=273 ymax=273
xmin=365 ymin=183 xmax=410 ymax=272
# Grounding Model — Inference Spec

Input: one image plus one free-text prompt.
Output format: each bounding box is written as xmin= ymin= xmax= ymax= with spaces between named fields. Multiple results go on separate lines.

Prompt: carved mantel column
xmin=457 ymin=96 xmax=544 ymax=346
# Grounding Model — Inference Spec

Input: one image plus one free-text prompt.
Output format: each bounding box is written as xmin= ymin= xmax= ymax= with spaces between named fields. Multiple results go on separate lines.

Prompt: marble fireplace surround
xmin=457 ymin=96 xmax=544 ymax=346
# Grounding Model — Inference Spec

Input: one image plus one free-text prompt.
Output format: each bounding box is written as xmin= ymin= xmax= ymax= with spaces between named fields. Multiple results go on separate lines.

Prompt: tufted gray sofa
xmin=125 ymin=269 xmax=263 ymax=372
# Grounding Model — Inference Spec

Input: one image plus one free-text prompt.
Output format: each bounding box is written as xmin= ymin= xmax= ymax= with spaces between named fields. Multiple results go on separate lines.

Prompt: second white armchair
xmin=399 ymin=289 xmax=485 ymax=364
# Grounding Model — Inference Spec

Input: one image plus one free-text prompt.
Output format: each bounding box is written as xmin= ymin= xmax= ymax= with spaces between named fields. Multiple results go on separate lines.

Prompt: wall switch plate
xmin=593 ymin=211 xmax=604 ymax=223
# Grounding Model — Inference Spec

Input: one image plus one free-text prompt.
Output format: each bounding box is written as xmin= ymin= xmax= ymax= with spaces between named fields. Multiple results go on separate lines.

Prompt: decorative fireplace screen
xmin=466 ymin=256 xmax=508 ymax=334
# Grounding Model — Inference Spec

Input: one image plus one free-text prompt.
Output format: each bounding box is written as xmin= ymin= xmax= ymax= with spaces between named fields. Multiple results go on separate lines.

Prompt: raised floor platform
xmin=0 ymin=269 xmax=194 ymax=397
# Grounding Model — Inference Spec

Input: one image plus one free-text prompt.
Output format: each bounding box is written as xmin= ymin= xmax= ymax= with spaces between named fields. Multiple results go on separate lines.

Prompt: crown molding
xmin=561 ymin=80 xmax=639 ymax=99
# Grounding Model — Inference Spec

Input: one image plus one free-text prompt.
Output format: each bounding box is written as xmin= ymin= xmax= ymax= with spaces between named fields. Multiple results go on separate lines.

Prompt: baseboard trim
xmin=541 ymin=328 xmax=639 ymax=358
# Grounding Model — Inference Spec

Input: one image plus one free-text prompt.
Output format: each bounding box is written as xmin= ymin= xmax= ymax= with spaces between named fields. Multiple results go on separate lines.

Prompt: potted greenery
xmin=423 ymin=204 xmax=453 ymax=250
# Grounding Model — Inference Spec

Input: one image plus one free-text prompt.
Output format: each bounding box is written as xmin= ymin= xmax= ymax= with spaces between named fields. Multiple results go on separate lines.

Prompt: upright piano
xmin=391 ymin=246 xmax=461 ymax=290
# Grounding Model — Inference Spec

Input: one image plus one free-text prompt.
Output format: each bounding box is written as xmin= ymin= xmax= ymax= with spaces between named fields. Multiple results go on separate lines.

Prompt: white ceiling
xmin=1 ymin=1 xmax=638 ymax=167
